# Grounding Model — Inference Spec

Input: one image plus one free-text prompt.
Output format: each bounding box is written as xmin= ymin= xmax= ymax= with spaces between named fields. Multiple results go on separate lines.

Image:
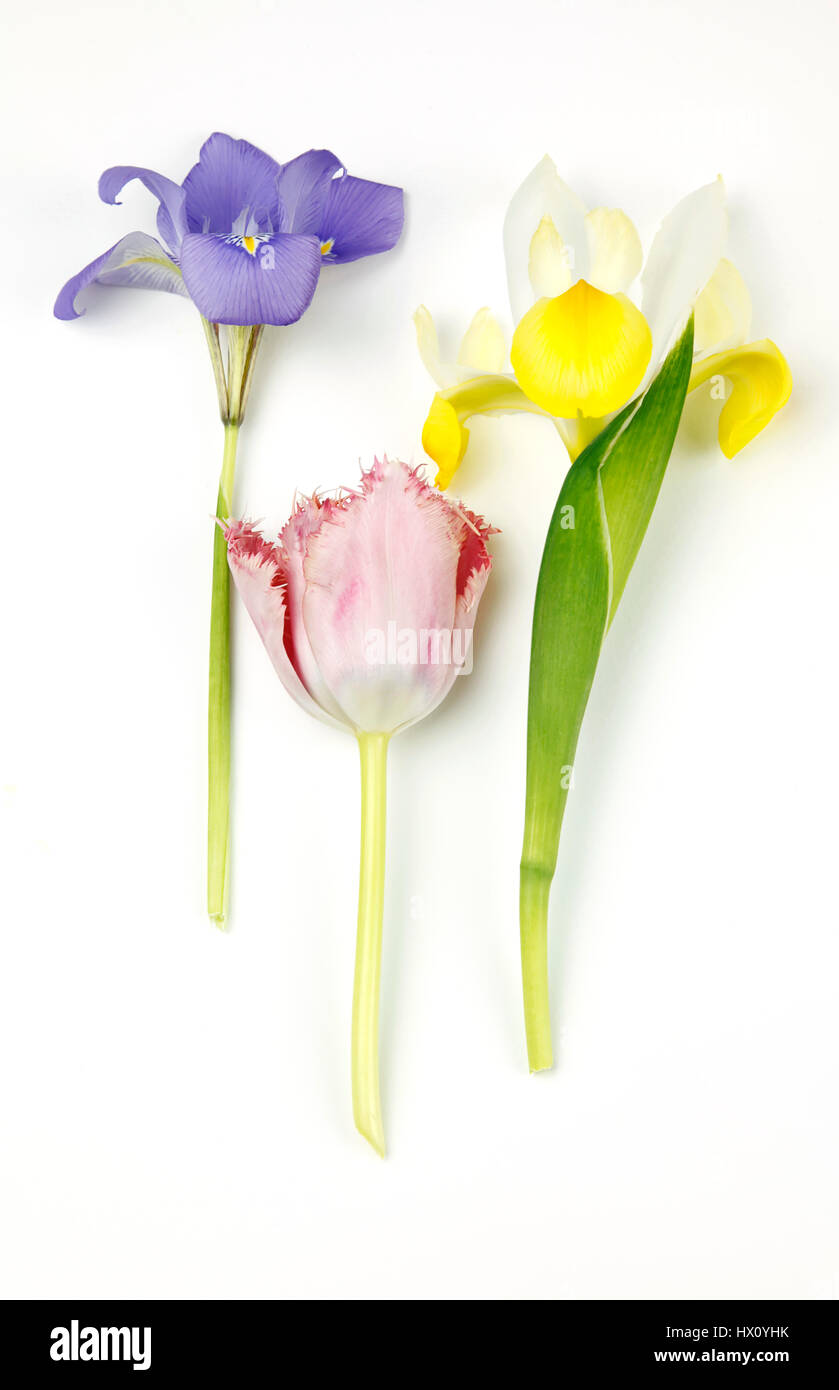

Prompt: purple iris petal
xmin=182 ymin=133 xmax=282 ymax=235
xmin=54 ymin=231 xmax=188 ymax=320
xmin=98 ymin=166 xmax=188 ymax=255
xmin=317 ymin=175 xmax=404 ymax=264
xmin=275 ymin=149 xmax=343 ymax=234
xmin=179 ymin=232 xmax=322 ymax=326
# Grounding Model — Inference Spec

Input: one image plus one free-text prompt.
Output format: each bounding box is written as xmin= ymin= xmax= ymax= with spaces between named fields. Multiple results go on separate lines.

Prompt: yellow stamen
xmin=243 ymin=235 xmax=256 ymax=255
xmin=320 ymin=238 xmax=334 ymax=256
xmin=511 ymin=278 xmax=652 ymax=419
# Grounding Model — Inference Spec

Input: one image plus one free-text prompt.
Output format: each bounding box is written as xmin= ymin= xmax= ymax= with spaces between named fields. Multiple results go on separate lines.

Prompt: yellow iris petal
xmin=511 ymin=278 xmax=652 ymax=418
xmin=422 ymin=395 xmax=470 ymax=490
xmin=688 ymin=339 xmax=792 ymax=458
xmin=421 ymin=376 xmax=554 ymax=488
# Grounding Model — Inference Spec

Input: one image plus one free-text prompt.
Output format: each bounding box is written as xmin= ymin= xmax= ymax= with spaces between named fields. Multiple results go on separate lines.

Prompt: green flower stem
xmin=520 ymin=867 xmax=553 ymax=1072
xmin=519 ymin=321 xmax=695 ymax=1070
xmin=206 ymin=324 xmax=251 ymax=927
xmin=352 ymin=732 xmax=390 ymax=1157
xmin=207 ymin=420 xmax=240 ymax=927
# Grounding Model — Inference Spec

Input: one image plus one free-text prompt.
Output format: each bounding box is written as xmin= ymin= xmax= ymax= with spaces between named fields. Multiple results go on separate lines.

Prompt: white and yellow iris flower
xmin=415 ymin=157 xmax=791 ymax=488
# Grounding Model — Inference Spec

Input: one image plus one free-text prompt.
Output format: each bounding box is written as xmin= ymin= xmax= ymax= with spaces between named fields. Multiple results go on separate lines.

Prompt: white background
xmin=1 ymin=0 xmax=837 ymax=1300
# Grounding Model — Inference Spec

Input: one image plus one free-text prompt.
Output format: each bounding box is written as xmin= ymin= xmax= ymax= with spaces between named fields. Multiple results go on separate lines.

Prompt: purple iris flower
xmin=55 ymin=132 xmax=404 ymax=326
xmin=54 ymin=130 xmax=404 ymax=928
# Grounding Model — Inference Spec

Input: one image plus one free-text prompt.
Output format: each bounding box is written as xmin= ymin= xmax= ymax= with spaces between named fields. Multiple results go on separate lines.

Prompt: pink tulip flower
xmin=224 ymin=456 xmax=494 ymax=1154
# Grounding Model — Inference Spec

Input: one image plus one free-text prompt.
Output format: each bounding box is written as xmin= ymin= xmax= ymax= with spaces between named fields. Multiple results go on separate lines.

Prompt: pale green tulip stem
xmin=206 ymin=322 xmax=261 ymax=927
xmin=352 ymin=732 xmax=390 ymax=1157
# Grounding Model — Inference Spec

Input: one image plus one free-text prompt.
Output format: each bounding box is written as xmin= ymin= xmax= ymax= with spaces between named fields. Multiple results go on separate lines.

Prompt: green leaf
xmin=519 ymin=317 xmax=695 ymax=1071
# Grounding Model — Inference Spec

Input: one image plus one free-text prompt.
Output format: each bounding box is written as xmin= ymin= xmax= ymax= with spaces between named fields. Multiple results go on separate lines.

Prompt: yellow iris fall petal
xmin=421 ymin=375 xmax=556 ymax=488
xmin=688 ymin=339 xmax=792 ymax=458
xmin=421 ymin=395 xmax=470 ymax=489
xmin=511 ymin=278 xmax=653 ymax=418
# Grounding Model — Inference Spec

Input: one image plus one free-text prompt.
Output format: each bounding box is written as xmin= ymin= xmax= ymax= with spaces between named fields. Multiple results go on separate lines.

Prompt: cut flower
xmin=225 ymin=457 xmax=492 ymax=735
xmin=225 ymin=457 xmax=494 ymax=1153
xmin=55 ymin=130 xmax=405 ymax=929
xmin=55 ymin=132 xmax=404 ymax=326
xmin=415 ymin=160 xmax=793 ymax=1082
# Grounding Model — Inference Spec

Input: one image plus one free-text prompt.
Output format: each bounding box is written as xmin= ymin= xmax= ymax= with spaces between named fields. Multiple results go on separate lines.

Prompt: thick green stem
xmin=352 ymin=733 xmax=389 ymax=1156
xmin=520 ymin=867 xmax=553 ymax=1072
xmin=518 ymin=321 xmax=695 ymax=1071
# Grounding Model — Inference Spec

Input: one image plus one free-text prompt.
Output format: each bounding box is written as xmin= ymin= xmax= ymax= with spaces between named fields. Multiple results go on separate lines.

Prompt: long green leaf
xmin=519 ymin=317 xmax=695 ymax=1070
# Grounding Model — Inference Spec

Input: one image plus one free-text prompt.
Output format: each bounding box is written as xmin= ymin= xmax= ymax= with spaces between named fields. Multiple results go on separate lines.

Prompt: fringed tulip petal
xmin=179 ymin=231 xmax=322 ymax=326
xmin=279 ymin=499 xmax=352 ymax=723
xmin=504 ymin=156 xmax=590 ymax=323
xmin=688 ymin=339 xmax=792 ymax=457
xmin=450 ymin=509 xmax=493 ymax=691
xmin=227 ymin=459 xmax=493 ymax=737
xmin=511 ymin=279 xmax=652 ymax=418
xmin=224 ymin=521 xmax=344 ymax=729
xmin=301 ymin=460 xmax=462 ymax=731
xmin=693 ymin=257 xmax=752 ymax=356
xmin=585 ymin=207 xmax=643 ymax=294
xmin=53 ymin=231 xmax=188 ymax=319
